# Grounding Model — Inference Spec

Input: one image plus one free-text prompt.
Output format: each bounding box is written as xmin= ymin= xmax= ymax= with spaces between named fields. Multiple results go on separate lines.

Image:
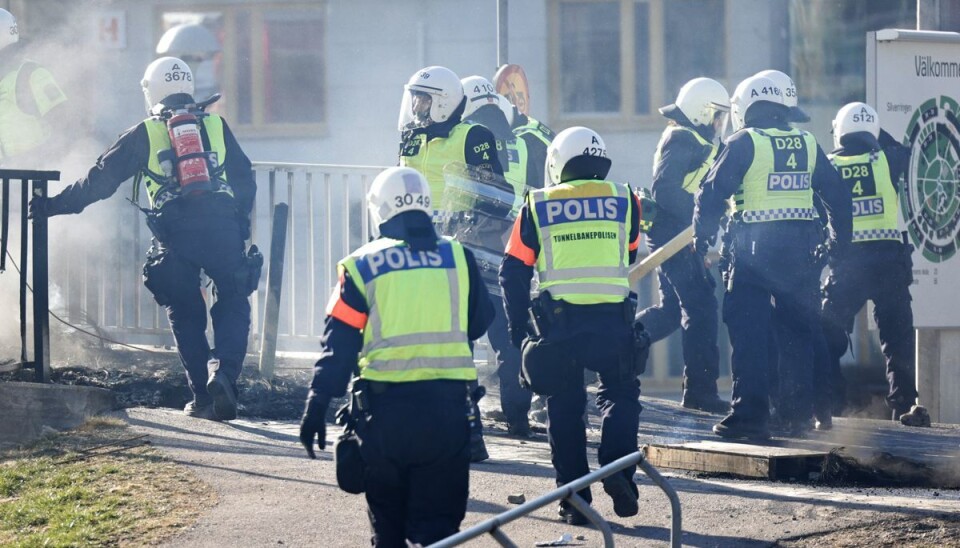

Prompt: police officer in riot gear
xmin=0 ymin=8 xmax=67 ymax=166
xmin=635 ymin=77 xmax=729 ymax=413
xmin=398 ymin=66 xmax=503 ymax=201
xmin=28 ymin=57 xmax=258 ymax=422
xmin=500 ymin=127 xmax=647 ymax=525
xmin=461 ymin=75 xmax=535 ymax=436
xmin=398 ymin=66 xmax=503 ymax=461
xmin=498 ymin=93 xmax=554 ymax=191
xmin=693 ymin=75 xmax=852 ymax=439
xmin=298 ymin=167 xmax=494 ymax=547
xmin=820 ymin=102 xmax=920 ymax=423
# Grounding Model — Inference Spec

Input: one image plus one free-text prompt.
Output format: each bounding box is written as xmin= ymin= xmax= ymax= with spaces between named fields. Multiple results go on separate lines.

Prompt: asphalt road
xmin=117 ymin=404 xmax=960 ymax=547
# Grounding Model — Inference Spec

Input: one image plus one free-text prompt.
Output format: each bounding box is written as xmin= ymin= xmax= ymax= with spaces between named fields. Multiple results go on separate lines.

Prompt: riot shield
xmin=439 ymin=162 xmax=528 ymax=295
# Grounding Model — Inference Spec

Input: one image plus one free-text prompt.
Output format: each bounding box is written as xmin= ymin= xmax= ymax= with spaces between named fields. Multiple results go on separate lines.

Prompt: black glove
xmin=299 ymin=391 xmax=329 ymax=459
xmin=28 ymin=196 xmax=51 ymax=219
xmin=509 ymin=322 xmax=528 ymax=349
xmin=693 ymin=233 xmax=715 ymax=256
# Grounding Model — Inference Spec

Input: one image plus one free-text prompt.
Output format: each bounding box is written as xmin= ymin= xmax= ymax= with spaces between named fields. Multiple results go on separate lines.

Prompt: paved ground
xmin=117 ymin=395 xmax=960 ymax=547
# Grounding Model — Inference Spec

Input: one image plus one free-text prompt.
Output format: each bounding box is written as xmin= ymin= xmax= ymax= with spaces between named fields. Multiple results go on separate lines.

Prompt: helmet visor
xmin=398 ymin=89 xmax=434 ymax=131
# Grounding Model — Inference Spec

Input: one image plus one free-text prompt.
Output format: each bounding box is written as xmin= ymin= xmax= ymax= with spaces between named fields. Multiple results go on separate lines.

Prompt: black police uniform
xmin=636 ymin=117 xmax=723 ymax=411
xmin=820 ymin=130 xmax=916 ymax=418
xmin=33 ymin=93 xmax=256 ymax=418
xmin=399 ymin=98 xmax=504 ymax=462
xmin=304 ymin=212 xmax=494 ymax=547
xmin=693 ymin=103 xmax=852 ymax=438
xmin=464 ymin=103 xmax=537 ymax=434
xmin=500 ymin=164 xmax=644 ymax=522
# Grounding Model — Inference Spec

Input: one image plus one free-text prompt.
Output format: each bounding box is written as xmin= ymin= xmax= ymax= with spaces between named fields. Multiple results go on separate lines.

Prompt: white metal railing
xmin=49 ymin=162 xmax=384 ymax=354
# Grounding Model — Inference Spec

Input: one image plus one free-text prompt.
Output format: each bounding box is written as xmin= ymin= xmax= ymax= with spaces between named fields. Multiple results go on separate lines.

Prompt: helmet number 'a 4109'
xmin=394 ymin=193 xmax=430 ymax=208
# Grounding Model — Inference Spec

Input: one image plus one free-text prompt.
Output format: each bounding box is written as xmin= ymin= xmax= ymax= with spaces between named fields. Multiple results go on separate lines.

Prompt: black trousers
xmin=359 ymin=381 xmax=471 ymax=547
xmin=542 ymin=313 xmax=640 ymax=505
xmin=147 ymin=194 xmax=251 ymax=403
xmin=487 ymin=294 xmax=532 ymax=426
xmin=820 ymin=244 xmax=916 ymax=412
xmin=636 ymin=248 xmax=720 ymax=396
xmin=722 ymin=223 xmax=821 ymax=425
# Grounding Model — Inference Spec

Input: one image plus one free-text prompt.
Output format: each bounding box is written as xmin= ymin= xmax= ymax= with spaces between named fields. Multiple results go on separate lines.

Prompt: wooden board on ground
xmin=644 ymin=441 xmax=829 ymax=481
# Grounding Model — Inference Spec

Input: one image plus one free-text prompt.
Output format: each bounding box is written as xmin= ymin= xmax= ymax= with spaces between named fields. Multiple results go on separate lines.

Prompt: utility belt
xmin=333 ymin=378 xmax=483 ymax=494
xmin=521 ymin=291 xmax=650 ymax=395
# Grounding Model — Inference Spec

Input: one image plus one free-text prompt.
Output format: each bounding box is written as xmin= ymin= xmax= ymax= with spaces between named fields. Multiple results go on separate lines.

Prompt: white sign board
xmin=97 ymin=11 xmax=127 ymax=49
xmin=867 ymin=29 xmax=960 ymax=328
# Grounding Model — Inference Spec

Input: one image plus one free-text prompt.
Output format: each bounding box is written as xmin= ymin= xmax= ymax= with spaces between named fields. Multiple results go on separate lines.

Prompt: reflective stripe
xmin=364 ymin=356 xmax=475 ymax=372
xmin=538 ymin=266 xmax=627 ymax=283
xmin=544 ymin=283 xmax=631 ymax=298
xmin=739 ymin=207 xmax=815 ymax=223
xmin=366 ymin=331 xmax=469 ymax=352
xmin=853 ymin=228 xmax=901 ymax=242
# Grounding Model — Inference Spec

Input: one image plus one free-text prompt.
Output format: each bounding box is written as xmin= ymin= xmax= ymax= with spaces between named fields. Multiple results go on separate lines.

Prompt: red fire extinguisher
xmin=166 ymin=112 xmax=212 ymax=194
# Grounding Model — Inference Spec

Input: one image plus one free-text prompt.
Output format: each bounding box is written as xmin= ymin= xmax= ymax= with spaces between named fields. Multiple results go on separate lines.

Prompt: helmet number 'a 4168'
xmin=394 ymin=193 xmax=430 ymax=208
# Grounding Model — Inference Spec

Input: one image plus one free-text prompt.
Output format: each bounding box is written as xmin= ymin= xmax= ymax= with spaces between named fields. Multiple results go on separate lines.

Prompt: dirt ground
xmin=0 ymin=345 xmax=318 ymax=420
xmin=779 ymin=514 xmax=960 ymax=547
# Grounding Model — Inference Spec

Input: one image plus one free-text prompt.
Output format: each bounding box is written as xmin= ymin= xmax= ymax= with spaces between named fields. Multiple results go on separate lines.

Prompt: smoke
xmin=0 ymin=1 xmax=153 ymax=369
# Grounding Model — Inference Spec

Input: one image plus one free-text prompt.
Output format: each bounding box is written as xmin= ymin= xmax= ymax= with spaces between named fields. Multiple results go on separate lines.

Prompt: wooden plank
xmin=644 ymin=442 xmax=828 ymax=481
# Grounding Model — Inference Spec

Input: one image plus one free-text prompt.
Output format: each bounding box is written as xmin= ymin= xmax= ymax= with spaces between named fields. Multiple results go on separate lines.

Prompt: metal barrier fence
xmin=45 ymin=161 xmax=878 ymax=386
xmin=429 ymin=450 xmax=682 ymax=548
xmin=49 ymin=162 xmax=382 ymax=354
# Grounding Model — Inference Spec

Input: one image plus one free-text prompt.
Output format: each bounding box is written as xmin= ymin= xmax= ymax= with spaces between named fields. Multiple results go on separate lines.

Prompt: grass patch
xmin=0 ymin=417 xmax=215 ymax=547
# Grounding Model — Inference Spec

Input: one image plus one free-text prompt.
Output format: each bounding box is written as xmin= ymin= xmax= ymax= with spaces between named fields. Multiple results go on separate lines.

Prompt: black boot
xmin=206 ymin=359 xmax=238 ymax=421
xmin=713 ymin=413 xmax=770 ymax=440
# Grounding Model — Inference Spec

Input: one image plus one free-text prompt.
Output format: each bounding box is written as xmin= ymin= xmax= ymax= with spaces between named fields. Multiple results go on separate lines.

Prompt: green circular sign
xmin=901 ymin=95 xmax=960 ymax=263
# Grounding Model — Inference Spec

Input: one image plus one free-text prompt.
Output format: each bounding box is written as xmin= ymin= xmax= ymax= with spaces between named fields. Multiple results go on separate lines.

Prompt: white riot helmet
xmin=461 ymin=75 xmax=498 ymax=118
xmin=660 ymin=77 xmax=730 ymax=129
xmin=0 ymin=9 xmax=18 ymax=52
xmin=398 ymin=66 xmax=464 ymax=131
xmin=141 ymin=57 xmax=194 ymax=113
xmin=545 ymin=126 xmax=610 ymax=186
xmin=729 ymin=75 xmax=784 ymax=132
xmin=497 ymin=94 xmax=515 ymax=126
xmin=755 ymin=69 xmax=809 ymax=123
xmin=367 ymin=167 xmax=433 ymax=229
xmin=832 ymin=102 xmax=879 ymax=150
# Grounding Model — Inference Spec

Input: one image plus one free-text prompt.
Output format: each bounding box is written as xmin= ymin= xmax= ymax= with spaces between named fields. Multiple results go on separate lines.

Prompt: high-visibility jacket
xmin=400 ymin=122 xmax=475 ymax=212
xmin=339 ymin=237 xmax=476 ymax=383
xmin=653 ymin=125 xmax=717 ymax=194
xmin=514 ymin=115 xmax=553 ymax=147
xmin=829 ymin=150 xmax=900 ymax=242
xmin=733 ymin=127 xmax=817 ymax=223
xmin=140 ymin=114 xmax=231 ymax=210
xmin=498 ymin=137 xmax=528 ymax=210
xmin=528 ymin=179 xmax=633 ymax=305
xmin=0 ymin=62 xmax=64 ymax=160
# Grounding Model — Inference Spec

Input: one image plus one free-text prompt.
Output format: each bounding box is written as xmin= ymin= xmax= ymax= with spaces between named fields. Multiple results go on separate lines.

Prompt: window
xmin=160 ymin=4 xmax=325 ymax=133
xmin=789 ymin=0 xmax=913 ymax=105
xmin=550 ymin=0 xmax=726 ymax=127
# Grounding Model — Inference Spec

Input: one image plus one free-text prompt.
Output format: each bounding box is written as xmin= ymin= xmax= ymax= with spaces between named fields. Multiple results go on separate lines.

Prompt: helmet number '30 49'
xmin=394 ymin=193 xmax=430 ymax=208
